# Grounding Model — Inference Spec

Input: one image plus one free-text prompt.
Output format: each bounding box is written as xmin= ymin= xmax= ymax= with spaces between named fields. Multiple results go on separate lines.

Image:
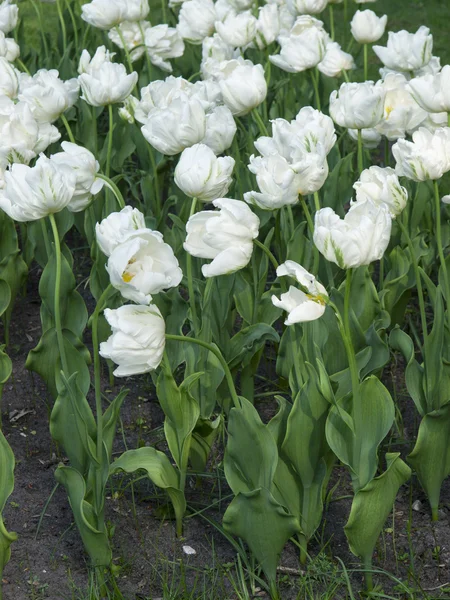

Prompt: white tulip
xmin=82 ymin=0 xmax=149 ymax=29
xmin=201 ymin=105 xmax=236 ymax=155
xmin=0 ymin=155 xmax=75 ymax=222
xmin=0 ymin=30 xmax=18 ymax=62
xmin=177 ymin=0 xmax=216 ymax=44
xmin=78 ymin=46 xmax=115 ymax=75
xmin=294 ymin=107 xmax=336 ymax=155
xmin=352 ymin=166 xmax=408 ymax=217
xmin=254 ymin=4 xmax=281 ymax=50
xmin=286 ymin=0 xmax=328 ymax=15
xmin=184 ymin=198 xmax=260 ymax=277
xmin=107 ymin=230 xmax=183 ymax=304
xmin=227 ymin=0 xmax=253 ymax=10
xmin=392 ymin=127 xmax=450 ymax=182
xmin=108 ymin=21 xmax=150 ymax=62
xmin=0 ymin=0 xmax=18 ymax=34
xmin=34 ymin=121 xmax=61 ymax=154
xmin=350 ymin=10 xmax=387 ymax=44
xmin=96 ymin=206 xmax=147 ymax=257
xmin=0 ymin=56 xmax=17 ymax=98
xmin=216 ymin=58 xmax=267 ymax=116
xmin=373 ymin=26 xmax=433 ymax=73
xmin=18 ymin=69 xmax=79 ymax=123
xmin=270 ymin=17 xmax=328 ymax=73
xmin=144 ymin=25 xmax=185 ymax=73
xmin=329 ymin=81 xmax=385 ymax=129
xmin=317 ymin=42 xmax=355 ymax=78
xmin=272 ymin=261 xmax=328 ymax=325
xmin=100 ymin=304 xmax=165 ymax=376
xmin=314 ymin=200 xmax=392 ymax=268
xmin=50 ymin=142 xmax=104 ymax=213
xmin=78 ymin=50 xmax=137 ymax=106
xmin=215 ymin=11 xmax=257 ymax=48
xmin=175 ymin=144 xmax=234 ymax=202
xmin=118 ymin=95 xmax=140 ymax=123
xmin=244 ymin=153 xmax=300 ymax=209
xmin=407 ymin=66 xmax=450 ymax=114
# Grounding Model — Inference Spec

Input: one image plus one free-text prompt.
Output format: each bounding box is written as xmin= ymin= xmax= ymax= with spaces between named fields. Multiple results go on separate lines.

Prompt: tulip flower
xmin=144 ymin=25 xmax=185 ymax=73
xmin=373 ymin=26 xmax=433 ymax=73
xmin=0 ymin=30 xmax=19 ymax=62
xmin=317 ymin=42 xmax=355 ymax=78
xmin=272 ymin=261 xmax=328 ymax=325
xmin=0 ymin=0 xmax=18 ymax=34
xmin=254 ymin=4 xmax=281 ymax=50
xmin=348 ymin=127 xmax=381 ymax=149
xmin=107 ymin=230 xmax=183 ymax=304
xmin=329 ymin=81 xmax=385 ymax=130
xmin=201 ymin=105 xmax=237 ymax=155
xmin=407 ymin=66 xmax=450 ymax=114
xmin=314 ymin=200 xmax=392 ymax=268
xmin=18 ymin=69 xmax=79 ymax=124
xmin=184 ymin=198 xmax=260 ymax=277
xmin=392 ymin=127 xmax=450 ymax=182
xmin=0 ymin=56 xmax=17 ymax=98
xmin=96 ymin=206 xmax=148 ymax=257
xmin=100 ymin=304 xmax=165 ymax=376
xmin=352 ymin=166 xmax=408 ymax=217
xmin=216 ymin=58 xmax=267 ymax=117
xmin=245 ymin=154 xmax=301 ymax=210
xmin=215 ymin=11 xmax=257 ymax=48
xmin=201 ymin=34 xmax=237 ymax=79
xmin=0 ymin=155 xmax=76 ymax=222
xmin=350 ymin=10 xmax=387 ymax=44
xmin=177 ymin=0 xmax=217 ymax=44
xmin=174 ymin=144 xmax=235 ymax=202
xmin=108 ymin=21 xmax=150 ymax=62
xmin=270 ymin=17 xmax=329 ymax=73
xmin=286 ymin=0 xmax=328 ymax=15
xmin=82 ymin=0 xmax=149 ymax=30
xmin=78 ymin=46 xmax=115 ymax=75
xmin=50 ymin=142 xmax=104 ymax=213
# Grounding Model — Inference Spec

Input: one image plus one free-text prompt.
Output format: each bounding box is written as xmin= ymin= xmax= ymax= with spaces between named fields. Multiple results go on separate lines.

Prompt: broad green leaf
xmin=0 ymin=280 xmax=11 ymax=319
xmin=344 ymin=453 xmax=411 ymax=568
xmin=227 ymin=324 xmax=279 ymax=370
xmin=189 ymin=416 xmax=222 ymax=473
xmin=55 ymin=466 xmax=112 ymax=567
xmin=184 ymin=344 xmax=224 ymax=418
xmin=0 ymin=429 xmax=17 ymax=581
xmin=389 ymin=327 xmax=426 ymax=416
xmin=102 ymin=389 xmax=128 ymax=463
xmin=223 ymin=488 xmax=300 ymax=583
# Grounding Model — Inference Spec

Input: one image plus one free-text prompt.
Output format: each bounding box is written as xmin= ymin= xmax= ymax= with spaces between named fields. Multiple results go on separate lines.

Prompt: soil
xmin=1 ymin=259 xmax=450 ymax=600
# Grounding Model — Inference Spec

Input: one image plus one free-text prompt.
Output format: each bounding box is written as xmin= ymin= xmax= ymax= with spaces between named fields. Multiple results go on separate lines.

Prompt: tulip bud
xmin=96 ymin=206 xmax=147 ymax=257
xmin=201 ymin=105 xmax=236 ymax=155
xmin=0 ymin=0 xmax=18 ymax=34
xmin=350 ymin=10 xmax=387 ymax=44
xmin=0 ymin=155 xmax=75 ymax=222
xmin=175 ymin=144 xmax=234 ymax=202
xmin=329 ymin=81 xmax=385 ymax=130
xmin=392 ymin=127 xmax=450 ymax=182
xmin=314 ymin=200 xmax=392 ymax=268
xmin=177 ymin=0 xmax=216 ymax=44
xmin=352 ymin=166 xmax=408 ymax=217
xmin=373 ymin=26 xmax=433 ymax=73
xmin=0 ymin=30 xmax=19 ymax=62
xmin=100 ymin=304 xmax=165 ymax=376
xmin=50 ymin=142 xmax=104 ymax=213
xmin=184 ymin=198 xmax=260 ymax=277
xmin=107 ymin=230 xmax=183 ymax=304
xmin=216 ymin=58 xmax=267 ymax=117
xmin=272 ymin=261 xmax=328 ymax=325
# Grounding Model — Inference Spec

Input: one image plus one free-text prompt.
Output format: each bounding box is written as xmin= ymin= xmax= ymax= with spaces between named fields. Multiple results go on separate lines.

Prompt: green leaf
xmin=0 ymin=280 xmax=11 ymax=319
xmin=189 ymin=415 xmax=222 ymax=473
xmin=408 ymin=403 xmax=450 ymax=518
xmin=344 ymin=453 xmax=411 ymax=568
xmin=55 ymin=466 xmax=112 ymax=567
xmin=102 ymin=389 xmax=128 ymax=463
xmin=227 ymin=324 xmax=279 ymax=370
xmin=0 ymin=429 xmax=17 ymax=580
xmin=223 ymin=488 xmax=300 ymax=583
xmin=389 ymin=327 xmax=426 ymax=416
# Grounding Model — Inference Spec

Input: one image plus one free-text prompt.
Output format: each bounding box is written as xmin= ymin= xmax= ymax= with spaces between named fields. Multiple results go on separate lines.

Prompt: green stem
xmin=165 ymin=334 xmax=240 ymax=409
xmin=329 ymin=4 xmax=335 ymax=40
xmin=300 ymin=195 xmax=318 ymax=273
xmin=146 ymin=143 xmax=161 ymax=219
xmin=286 ymin=205 xmax=295 ymax=238
xmin=48 ymin=214 xmax=69 ymax=375
xmin=186 ymin=197 xmax=200 ymax=335
xmin=15 ymin=58 xmax=30 ymax=75
xmin=433 ymin=180 xmax=450 ymax=331
xmin=56 ymin=0 xmax=67 ymax=56
xmin=40 ymin=218 xmax=51 ymax=260
xmin=253 ymin=238 xmax=279 ymax=271
xmin=106 ymin=104 xmax=114 ymax=178
xmin=160 ymin=0 xmax=168 ymax=26
xmin=343 ymin=0 xmax=348 ymax=44
xmin=252 ymin=108 xmax=269 ymax=137
xmin=115 ymin=25 xmax=134 ymax=75
xmin=363 ymin=556 xmax=374 ymax=592
xmin=60 ymin=113 xmax=75 ymax=143
xmin=64 ymin=0 xmax=78 ymax=52
xmin=311 ymin=68 xmax=321 ymax=110
xmin=139 ymin=22 xmax=153 ymax=83
xmin=343 ymin=268 xmax=359 ymax=398
xmin=96 ymin=173 xmax=126 ymax=209
xmin=357 ymin=129 xmax=364 ymax=174
xmin=313 ymin=191 xmax=321 ymax=213
xmin=448 ymin=113 xmax=450 ymax=127
xmin=363 ymin=44 xmax=368 ymax=81
xmin=29 ymin=0 xmax=49 ymax=62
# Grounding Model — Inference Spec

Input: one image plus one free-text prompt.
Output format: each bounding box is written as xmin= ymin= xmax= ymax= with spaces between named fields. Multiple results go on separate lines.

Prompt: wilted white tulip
xmin=392 ymin=127 xmax=450 ymax=182
xmin=407 ymin=66 xmax=450 ymax=114
xmin=216 ymin=58 xmax=267 ymax=116
xmin=177 ymin=0 xmax=216 ymax=44
xmin=184 ymin=198 xmax=260 ymax=277
xmin=348 ymin=127 xmax=382 ymax=149
xmin=286 ymin=0 xmax=328 ymax=15
xmin=78 ymin=50 xmax=138 ymax=106
xmin=175 ymin=144 xmax=234 ymax=202
xmin=0 ymin=155 xmax=75 ymax=222
xmin=100 ymin=304 xmax=165 ymax=376
xmin=254 ymin=4 xmax=281 ymax=49
xmin=82 ymin=0 xmax=149 ymax=29
xmin=272 ymin=261 xmax=328 ymax=325
xmin=0 ymin=30 xmax=18 ymax=62
xmin=329 ymin=81 xmax=385 ymax=129
xmin=244 ymin=153 xmax=300 ymax=209
xmin=0 ymin=56 xmax=17 ymax=98
xmin=18 ymin=69 xmax=79 ymax=123
xmin=373 ymin=26 xmax=433 ymax=73
xmin=50 ymin=142 xmax=104 ymax=213
xmin=107 ymin=230 xmax=183 ymax=304
xmin=215 ymin=11 xmax=257 ymax=48
xmin=317 ymin=42 xmax=355 ymax=78
xmin=314 ymin=200 xmax=392 ymax=268
xmin=0 ymin=0 xmax=18 ymax=34
xmin=350 ymin=10 xmax=387 ymax=44
xmin=144 ymin=25 xmax=185 ymax=73
xmin=352 ymin=166 xmax=408 ymax=217
xmin=96 ymin=206 xmax=147 ymax=257
xmin=108 ymin=20 xmax=150 ymax=62
xmin=270 ymin=17 xmax=328 ymax=73
xmin=201 ymin=105 xmax=236 ymax=155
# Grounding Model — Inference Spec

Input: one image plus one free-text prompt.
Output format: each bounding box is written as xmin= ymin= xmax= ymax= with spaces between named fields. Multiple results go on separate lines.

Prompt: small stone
xmin=412 ymin=500 xmax=422 ymax=511
xmin=182 ymin=545 xmax=196 ymax=555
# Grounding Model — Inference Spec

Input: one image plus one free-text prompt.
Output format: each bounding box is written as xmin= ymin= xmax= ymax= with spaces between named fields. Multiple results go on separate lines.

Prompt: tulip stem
xmin=64 ymin=0 xmax=78 ymax=54
xmin=115 ymin=26 xmax=134 ymax=76
xmin=448 ymin=113 xmax=450 ymax=127
xmin=363 ymin=44 xmax=368 ymax=81
xmin=357 ymin=129 xmax=364 ymax=174
xmin=252 ymin=108 xmax=269 ymax=137
xmin=313 ymin=191 xmax=321 ymax=213
xmin=96 ymin=174 xmax=126 ymax=209
xmin=253 ymin=239 xmax=279 ymax=271
xmin=106 ymin=104 xmax=114 ymax=179
xmin=40 ymin=219 xmax=51 ymax=261
xmin=56 ymin=0 xmax=67 ymax=56
xmin=433 ymin=180 xmax=450 ymax=330
xmin=165 ymin=334 xmax=240 ymax=410
xmin=15 ymin=58 xmax=30 ymax=75
xmin=146 ymin=144 xmax=161 ymax=219
xmin=91 ymin=283 xmax=114 ymax=529
xmin=329 ymin=5 xmax=335 ymax=41
xmin=29 ymin=0 xmax=49 ymax=63
xmin=60 ymin=113 xmax=75 ymax=144
xmin=186 ymin=197 xmax=200 ymax=336
xmin=310 ymin=69 xmax=321 ymax=111
xmin=48 ymin=214 xmax=69 ymax=376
